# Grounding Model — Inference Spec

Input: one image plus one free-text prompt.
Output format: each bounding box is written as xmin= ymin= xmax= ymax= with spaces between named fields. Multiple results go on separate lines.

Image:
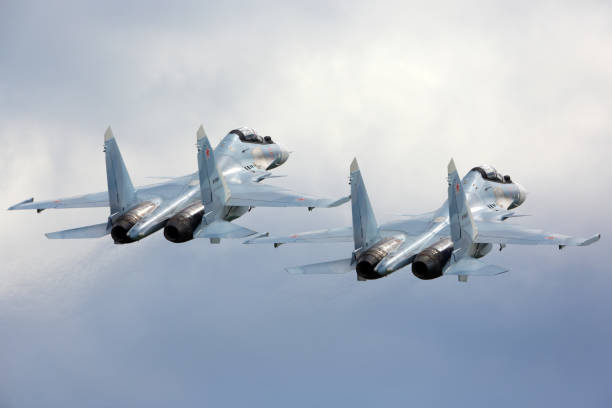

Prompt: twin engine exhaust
xmin=411 ymin=238 xmax=454 ymax=280
xmin=163 ymin=202 xmax=205 ymax=243
xmin=110 ymin=201 xmax=207 ymax=244
xmin=355 ymin=237 xmax=403 ymax=280
xmin=110 ymin=202 xmax=157 ymax=244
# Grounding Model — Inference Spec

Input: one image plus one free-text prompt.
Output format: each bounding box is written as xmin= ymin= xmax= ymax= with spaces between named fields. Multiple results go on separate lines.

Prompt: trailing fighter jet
xmin=245 ymin=159 xmax=600 ymax=281
xmin=8 ymin=126 xmax=348 ymax=244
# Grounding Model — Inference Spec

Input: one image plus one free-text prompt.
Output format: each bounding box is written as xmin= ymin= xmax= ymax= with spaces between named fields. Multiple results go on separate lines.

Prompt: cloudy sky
xmin=1 ymin=1 xmax=611 ymax=406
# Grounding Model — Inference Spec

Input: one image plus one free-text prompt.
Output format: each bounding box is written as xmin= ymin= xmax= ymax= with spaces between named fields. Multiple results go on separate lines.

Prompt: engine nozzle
xmin=412 ymin=238 xmax=454 ymax=280
xmin=164 ymin=202 xmax=205 ymax=243
xmin=110 ymin=202 xmax=157 ymax=244
xmin=356 ymin=237 xmax=403 ymax=280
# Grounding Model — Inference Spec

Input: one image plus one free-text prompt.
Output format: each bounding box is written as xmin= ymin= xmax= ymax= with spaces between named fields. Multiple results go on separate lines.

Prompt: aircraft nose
xmin=279 ymin=148 xmax=290 ymax=165
xmin=516 ymin=183 xmax=528 ymax=206
xmin=267 ymin=147 xmax=290 ymax=170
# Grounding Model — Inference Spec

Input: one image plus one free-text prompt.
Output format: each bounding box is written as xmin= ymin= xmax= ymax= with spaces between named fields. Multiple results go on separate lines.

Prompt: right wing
xmin=243 ymin=226 xmax=354 ymax=245
xmin=8 ymin=192 xmax=109 ymax=211
xmin=475 ymin=221 xmax=601 ymax=247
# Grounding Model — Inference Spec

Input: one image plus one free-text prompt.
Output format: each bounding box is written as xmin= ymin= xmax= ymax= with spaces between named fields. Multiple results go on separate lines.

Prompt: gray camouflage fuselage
xmin=246 ymin=160 xmax=599 ymax=281
xmin=9 ymin=126 xmax=349 ymax=244
xmin=126 ymin=131 xmax=289 ymax=242
xmin=373 ymin=168 xmax=527 ymax=276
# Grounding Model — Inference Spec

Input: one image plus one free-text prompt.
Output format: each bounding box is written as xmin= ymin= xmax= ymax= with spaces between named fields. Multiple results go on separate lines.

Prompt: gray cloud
xmin=1 ymin=1 xmax=611 ymax=407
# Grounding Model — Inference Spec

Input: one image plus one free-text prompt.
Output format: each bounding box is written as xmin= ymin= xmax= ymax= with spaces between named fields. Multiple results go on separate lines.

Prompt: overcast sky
xmin=1 ymin=1 xmax=611 ymax=406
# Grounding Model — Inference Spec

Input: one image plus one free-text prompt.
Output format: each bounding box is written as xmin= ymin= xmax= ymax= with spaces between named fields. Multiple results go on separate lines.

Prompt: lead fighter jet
xmin=9 ymin=126 xmax=348 ymax=244
xmin=245 ymin=159 xmax=600 ymax=281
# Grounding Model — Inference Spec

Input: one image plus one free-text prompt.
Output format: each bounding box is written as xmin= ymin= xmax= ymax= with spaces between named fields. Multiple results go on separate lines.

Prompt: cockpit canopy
xmin=471 ymin=165 xmax=512 ymax=184
xmin=229 ymin=127 xmax=275 ymax=144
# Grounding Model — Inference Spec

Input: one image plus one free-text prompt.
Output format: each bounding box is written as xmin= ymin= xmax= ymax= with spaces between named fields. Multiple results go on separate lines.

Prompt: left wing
xmin=475 ymin=221 xmax=601 ymax=247
xmin=226 ymin=181 xmax=349 ymax=208
xmin=8 ymin=192 xmax=109 ymax=211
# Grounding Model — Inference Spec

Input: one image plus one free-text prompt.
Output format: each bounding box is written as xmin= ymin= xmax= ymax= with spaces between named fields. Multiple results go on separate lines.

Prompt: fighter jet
xmin=8 ymin=126 xmax=348 ymax=244
xmin=245 ymin=158 xmax=600 ymax=281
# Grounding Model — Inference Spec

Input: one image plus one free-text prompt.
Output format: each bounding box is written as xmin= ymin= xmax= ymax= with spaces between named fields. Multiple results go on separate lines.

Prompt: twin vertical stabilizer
xmin=104 ymin=127 xmax=137 ymax=214
xmin=350 ymin=158 xmax=380 ymax=250
xmin=196 ymin=125 xmax=229 ymax=207
xmin=447 ymin=158 xmax=477 ymax=255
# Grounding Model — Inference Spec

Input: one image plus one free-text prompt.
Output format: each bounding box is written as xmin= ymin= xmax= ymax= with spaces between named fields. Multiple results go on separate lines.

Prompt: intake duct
xmin=356 ymin=237 xmax=403 ymax=280
xmin=164 ymin=202 xmax=205 ymax=243
xmin=411 ymin=238 xmax=454 ymax=280
xmin=111 ymin=201 xmax=157 ymax=244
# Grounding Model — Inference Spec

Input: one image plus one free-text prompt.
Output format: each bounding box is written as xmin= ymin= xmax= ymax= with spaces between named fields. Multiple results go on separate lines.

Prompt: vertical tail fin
xmin=104 ymin=127 xmax=137 ymax=214
xmin=447 ymin=158 xmax=477 ymax=254
xmin=350 ymin=158 xmax=380 ymax=250
xmin=196 ymin=125 xmax=229 ymax=206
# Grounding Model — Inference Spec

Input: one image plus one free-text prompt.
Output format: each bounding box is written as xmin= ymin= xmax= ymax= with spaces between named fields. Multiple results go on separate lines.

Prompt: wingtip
xmin=104 ymin=126 xmax=114 ymax=141
xmin=327 ymin=195 xmax=351 ymax=208
xmin=447 ymin=158 xmax=457 ymax=174
xmin=196 ymin=125 xmax=207 ymax=141
xmin=350 ymin=157 xmax=359 ymax=173
xmin=581 ymin=233 xmax=601 ymax=246
xmin=8 ymin=197 xmax=34 ymax=210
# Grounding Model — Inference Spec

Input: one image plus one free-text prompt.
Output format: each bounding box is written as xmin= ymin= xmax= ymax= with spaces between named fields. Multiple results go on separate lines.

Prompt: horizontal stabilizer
xmin=444 ymin=258 xmax=508 ymax=276
xmin=194 ymin=220 xmax=257 ymax=239
xmin=286 ymin=258 xmax=353 ymax=274
xmin=45 ymin=222 xmax=110 ymax=239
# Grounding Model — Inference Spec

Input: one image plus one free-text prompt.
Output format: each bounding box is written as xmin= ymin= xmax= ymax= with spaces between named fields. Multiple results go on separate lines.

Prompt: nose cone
xmin=278 ymin=148 xmax=290 ymax=166
xmin=266 ymin=147 xmax=290 ymax=170
xmin=510 ymin=183 xmax=528 ymax=209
